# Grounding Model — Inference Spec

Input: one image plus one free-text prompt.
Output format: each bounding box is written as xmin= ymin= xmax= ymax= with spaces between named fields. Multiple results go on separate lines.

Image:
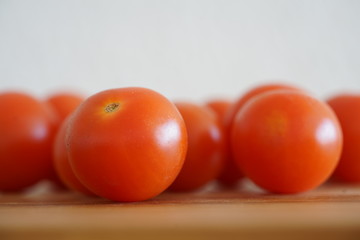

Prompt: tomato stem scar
xmin=104 ymin=102 xmax=120 ymax=113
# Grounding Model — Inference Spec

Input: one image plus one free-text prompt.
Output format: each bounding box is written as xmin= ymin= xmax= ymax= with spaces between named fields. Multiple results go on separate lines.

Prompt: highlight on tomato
xmin=327 ymin=94 xmax=360 ymax=183
xmin=67 ymin=87 xmax=188 ymax=202
xmin=231 ymin=90 xmax=343 ymax=194
xmin=0 ymin=91 xmax=57 ymax=191
xmin=169 ymin=102 xmax=226 ymax=192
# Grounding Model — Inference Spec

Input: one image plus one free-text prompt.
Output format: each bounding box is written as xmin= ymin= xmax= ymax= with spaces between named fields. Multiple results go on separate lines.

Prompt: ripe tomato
xmin=46 ymin=92 xmax=84 ymax=187
xmin=53 ymin=116 xmax=94 ymax=195
xmin=231 ymin=91 xmax=343 ymax=193
xmin=0 ymin=92 xmax=57 ymax=191
xmin=206 ymin=99 xmax=243 ymax=186
xmin=220 ymin=84 xmax=302 ymax=187
xmin=46 ymin=92 xmax=84 ymax=123
xmin=225 ymin=83 xmax=302 ymax=130
xmin=169 ymin=102 xmax=226 ymax=191
xmin=67 ymin=87 xmax=187 ymax=202
xmin=327 ymin=94 xmax=360 ymax=182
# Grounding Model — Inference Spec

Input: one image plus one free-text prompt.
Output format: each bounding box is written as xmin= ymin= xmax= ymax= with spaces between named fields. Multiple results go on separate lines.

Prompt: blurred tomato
xmin=206 ymin=99 xmax=243 ymax=186
xmin=327 ymin=94 xmax=360 ymax=183
xmin=169 ymin=102 xmax=226 ymax=191
xmin=0 ymin=92 xmax=57 ymax=191
xmin=232 ymin=91 xmax=342 ymax=193
xmin=67 ymin=87 xmax=187 ymax=202
xmin=46 ymin=92 xmax=84 ymax=188
xmin=53 ymin=116 xmax=94 ymax=195
xmin=46 ymin=92 xmax=84 ymax=123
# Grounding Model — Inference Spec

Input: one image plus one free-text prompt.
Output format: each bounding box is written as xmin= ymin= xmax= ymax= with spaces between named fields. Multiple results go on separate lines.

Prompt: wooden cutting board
xmin=1 ymin=181 xmax=360 ymax=240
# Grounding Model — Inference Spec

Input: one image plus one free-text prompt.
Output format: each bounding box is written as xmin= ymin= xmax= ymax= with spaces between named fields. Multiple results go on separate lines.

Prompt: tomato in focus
xmin=67 ymin=87 xmax=187 ymax=202
xmin=0 ymin=92 xmax=57 ymax=191
xmin=169 ymin=102 xmax=226 ymax=191
xmin=53 ymin=116 xmax=94 ymax=195
xmin=327 ymin=94 xmax=360 ymax=183
xmin=231 ymin=91 xmax=343 ymax=193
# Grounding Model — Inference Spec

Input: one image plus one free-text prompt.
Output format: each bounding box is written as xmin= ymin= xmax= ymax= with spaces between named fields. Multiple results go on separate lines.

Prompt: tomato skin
xmin=53 ymin=116 xmax=94 ymax=195
xmin=225 ymin=84 xmax=301 ymax=130
xmin=169 ymin=102 xmax=226 ymax=191
xmin=206 ymin=100 xmax=243 ymax=186
xmin=218 ymin=84 xmax=301 ymax=187
xmin=67 ymin=87 xmax=187 ymax=202
xmin=46 ymin=92 xmax=84 ymax=187
xmin=0 ymin=92 xmax=57 ymax=191
xmin=46 ymin=93 xmax=84 ymax=123
xmin=327 ymin=94 xmax=360 ymax=182
xmin=231 ymin=91 xmax=343 ymax=193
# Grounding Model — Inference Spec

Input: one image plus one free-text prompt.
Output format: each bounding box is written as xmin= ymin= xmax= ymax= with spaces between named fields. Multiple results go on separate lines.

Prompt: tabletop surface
xmin=1 ymin=181 xmax=360 ymax=240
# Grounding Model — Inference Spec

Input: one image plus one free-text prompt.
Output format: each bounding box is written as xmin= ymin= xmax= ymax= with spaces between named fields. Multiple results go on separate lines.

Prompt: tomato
xmin=46 ymin=92 xmax=84 ymax=123
xmin=67 ymin=87 xmax=187 ymax=202
xmin=231 ymin=91 xmax=343 ymax=193
xmin=218 ymin=84 xmax=302 ymax=187
xmin=0 ymin=92 xmax=57 ymax=191
xmin=46 ymin=92 xmax=84 ymax=188
xmin=206 ymin=99 xmax=243 ymax=186
xmin=169 ymin=102 xmax=226 ymax=191
xmin=53 ymin=116 xmax=94 ymax=195
xmin=327 ymin=94 xmax=360 ymax=182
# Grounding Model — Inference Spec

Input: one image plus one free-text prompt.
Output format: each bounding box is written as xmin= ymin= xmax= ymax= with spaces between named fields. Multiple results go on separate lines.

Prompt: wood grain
xmin=1 ymin=181 xmax=360 ymax=240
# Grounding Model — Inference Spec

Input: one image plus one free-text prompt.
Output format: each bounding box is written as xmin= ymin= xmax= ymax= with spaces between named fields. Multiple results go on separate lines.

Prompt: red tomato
xmin=225 ymin=83 xmax=302 ymax=130
xmin=220 ymin=84 xmax=302 ymax=187
xmin=169 ymin=102 xmax=226 ymax=191
xmin=0 ymin=92 xmax=57 ymax=191
xmin=67 ymin=87 xmax=187 ymax=202
xmin=231 ymin=91 xmax=343 ymax=193
xmin=206 ymin=100 xmax=243 ymax=186
xmin=46 ymin=92 xmax=84 ymax=187
xmin=327 ymin=94 xmax=360 ymax=182
xmin=53 ymin=116 xmax=94 ymax=195
xmin=46 ymin=92 xmax=84 ymax=123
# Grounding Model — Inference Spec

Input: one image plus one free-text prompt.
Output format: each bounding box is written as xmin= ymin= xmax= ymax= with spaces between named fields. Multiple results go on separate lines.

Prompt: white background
xmin=0 ymin=0 xmax=359 ymax=102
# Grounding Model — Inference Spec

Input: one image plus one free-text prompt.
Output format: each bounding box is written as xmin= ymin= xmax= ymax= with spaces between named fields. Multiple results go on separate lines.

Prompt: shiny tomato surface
xmin=327 ymin=94 xmax=360 ymax=182
xmin=231 ymin=91 xmax=343 ymax=193
xmin=169 ymin=102 xmax=226 ymax=191
xmin=67 ymin=87 xmax=187 ymax=201
xmin=0 ymin=92 xmax=57 ymax=191
xmin=221 ymin=84 xmax=301 ymax=186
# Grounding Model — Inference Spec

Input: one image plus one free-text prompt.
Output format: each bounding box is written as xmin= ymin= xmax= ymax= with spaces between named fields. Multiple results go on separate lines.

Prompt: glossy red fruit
xmin=221 ymin=84 xmax=301 ymax=187
xmin=67 ymin=87 xmax=187 ymax=202
xmin=0 ymin=92 xmax=57 ymax=191
xmin=169 ymin=102 xmax=226 ymax=191
xmin=232 ymin=91 xmax=342 ymax=193
xmin=327 ymin=94 xmax=360 ymax=183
